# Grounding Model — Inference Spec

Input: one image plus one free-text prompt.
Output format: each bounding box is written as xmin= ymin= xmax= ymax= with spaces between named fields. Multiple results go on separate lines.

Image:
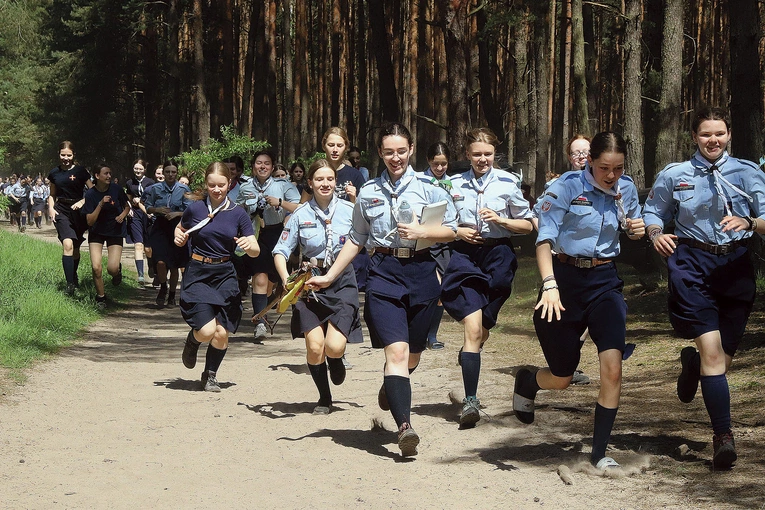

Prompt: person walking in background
xmin=31 ymin=177 xmax=49 ymax=229
xmin=513 ymin=132 xmax=644 ymax=471
xmin=289 ymin=162 xmax=309 ymax=196
xmin=125 ymin=159 xmax=154 ymax=287
xmin=642 ymin=106 xmax=765 ymax=470
xmin=47 ymin=141 xmax=94 ymax=295
xmin=442 ymin=128 xmax=534 ymax=428
xmin=84 ymin=164 xmax=130 ymax=309
xmin=348 ymin=146 xmax=370 ymax=181
xmin=176 ymin=162 xmax=260 ymax=392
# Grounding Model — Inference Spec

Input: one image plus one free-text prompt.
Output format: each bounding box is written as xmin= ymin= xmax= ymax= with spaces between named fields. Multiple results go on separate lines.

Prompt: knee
xmin=600 ymin=363 xmax=622 ymax=388
xmin=196 ymin=323 xmax=217 ymax=342
xmin=386 ymin=345 xmax=409 ymax=368
xmin=306 ymin=340 xmax=325 ymax=359
xmin=211 ymin=326 xmax=229 ymax=349
xmin=91 ymin=266 xmax=103 ymax=279
xmin=549 ymin=375 xmax=573 ymax=390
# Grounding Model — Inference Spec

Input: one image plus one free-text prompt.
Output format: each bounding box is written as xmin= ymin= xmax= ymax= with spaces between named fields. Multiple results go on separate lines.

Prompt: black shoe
xmin=156 ymin=286 xmax=167 ymax=307
xmin=166 ymin=293 xmax=176 ymax=307
xmin=112 ymin=264 xmax=122 ymax=286
xmin=712 ymin=431 xmax=737 ymax=470
xmin=65 ymin=283 xmax=76 ymax=296
xmin=427 ymin=339 xmax=445 ymax=350
xmin=182 ymin=330 xmax=201 ymax=369
xmin=327 ymin=358 xmax=346 ymax=386
xmin=378 ymin=383 xmax=390 ymax=411
xmin=96 ymin=296 xmax=107 ymax=311
xmin=201 ymin=370 xmax=221 ymax=392
xmin=677 ymin=347 xmax=700 ymax=403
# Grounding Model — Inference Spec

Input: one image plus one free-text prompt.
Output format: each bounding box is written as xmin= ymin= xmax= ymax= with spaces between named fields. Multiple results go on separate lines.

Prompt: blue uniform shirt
xmin=181 ymin=199 xmax=254 ymax=259
xmin=643 ymin=151 xmax=765 ymax=244
xmin=450 ymin=167 xmax=533 ymax=238
xmin=7 ymin=182 xmax=27 ymax=199
xmin=227 ymin=175 xmax=251 ymax=201
xmin=143 ymin=181 xmax=192 ymax=212
xmin=273 ymin=197 xmax=355 ymax=261
xmin=349 ymin=166 xmax=457 ymax=248
xmin=537 ymin=170 xmax=641 ymax=258
xmin=236 ymin=177 xmax=300 ymax=227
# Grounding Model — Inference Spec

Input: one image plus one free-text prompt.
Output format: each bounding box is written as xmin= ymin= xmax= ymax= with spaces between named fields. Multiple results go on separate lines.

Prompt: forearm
xmin=536 ymin=241 xmax=555 ymax=280
xmin=425 ymin=225 xmax=457 ymax=243
xmin=274 ymin=254 xmax=290 ymax=284
xmin=500 ymin=217 xmax=534 ymax=234
xmin=86 ymin=205 xmax=101 ymax=226
xmin=324 ymin=241 xmax=362 ymax=281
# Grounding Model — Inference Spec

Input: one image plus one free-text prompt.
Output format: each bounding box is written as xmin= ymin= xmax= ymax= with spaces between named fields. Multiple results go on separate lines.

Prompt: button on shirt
xmin=450 ymin=168 xmax=533 ymax=238
xmin=349 ymin=166 xmax=458 ymax=249
xmin=273 ymin=197 xmax=355 ymax=261
xmin=643 ymin=151 xmax=765 ymax=245
xmin=236 ymin=177 xmax=300 ymax=227
xmin=143 ymin=181 xmax=192 ymax=212
xmin=537 ymin=170 xmax=641 ymax=258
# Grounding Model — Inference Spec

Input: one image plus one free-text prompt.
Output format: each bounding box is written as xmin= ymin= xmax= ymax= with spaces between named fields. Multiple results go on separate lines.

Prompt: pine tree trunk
xmin=571 ymin=0 xmax=589 ymax=134
xmin=369 ymin=0 xmax=400 ymax=121
xmin=192 ymin=0 xmax=210 ymax=147
xmin=655 ymin=0 xmax=683 ymax=172
xmin=440 ymin=0 xmax=470 ymax=156
xmin=624 ymin=0 xmax=645 ymax=188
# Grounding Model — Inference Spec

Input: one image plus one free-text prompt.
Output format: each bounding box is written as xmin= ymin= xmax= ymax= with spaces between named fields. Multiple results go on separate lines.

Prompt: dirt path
xmin=1 ymin=222 xmax=762 ymax=509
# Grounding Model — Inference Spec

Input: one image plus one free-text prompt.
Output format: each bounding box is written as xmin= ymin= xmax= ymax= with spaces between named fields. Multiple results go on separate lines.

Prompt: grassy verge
xmin=0 ymin=230 xmax=137 ymax=378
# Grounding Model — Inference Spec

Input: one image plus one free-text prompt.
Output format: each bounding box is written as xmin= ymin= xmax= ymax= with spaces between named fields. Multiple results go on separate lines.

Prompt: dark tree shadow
xmin=237 ymin=400 xmax=363 ymax=419
xmin=154 ymin=378 xmax=236 ymax=391
xmin=267 ymin=363 xmax=309 ymax=375
xmin=277 ymin=428 xmax=413 ymax=462
xmin=411 ymin=402 xmax=460 ymax=423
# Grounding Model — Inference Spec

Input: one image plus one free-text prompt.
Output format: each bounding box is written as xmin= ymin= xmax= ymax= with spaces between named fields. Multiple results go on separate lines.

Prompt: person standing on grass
xmin=642 ymin=106 xmax=765 ymax=470
xmin=83 ymin=164 xmax=130 ymax=310
xmin=47 ymin=141 xmax=94 ymax=296
xmin=125 ymin=159 xmax=155 ymax=287
xmin=8 ymin=175 xmax=31 ymax=232
xmin=306 ymin=123 xmax=457 ymax=457
xmin=177 ymin=162 xmax=260 ymax=392
xmin=273 ymin=159 xmax=358 ymax=415
xmin=144 ymin=161 xmax=192 ymax=308
xmin=441 ymin=128 xmax=534 ymax=428
xmin=31 ymin=177 xmax=49 ymax=230
xmin=513 ymin=131 xmax=644 ymax=471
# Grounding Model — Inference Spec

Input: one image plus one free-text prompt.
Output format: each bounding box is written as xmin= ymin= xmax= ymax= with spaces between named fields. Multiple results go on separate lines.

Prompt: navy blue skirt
xmin=243 ymin=224 xmax=282 ymax=280
xmin=126 ymin=208 xmax=149 ymax=244
xmin=441 ymin=239 xmax=517 ymax=329
xmin=53 ymin=202 xmax=87 ymax=246
xmin=291 ymin=265 xmax=360 ymax=339
xmin=148 ymin=216 xmax=189 ymax=269
xmin=180 ymin=259 xmax=242 ymax=333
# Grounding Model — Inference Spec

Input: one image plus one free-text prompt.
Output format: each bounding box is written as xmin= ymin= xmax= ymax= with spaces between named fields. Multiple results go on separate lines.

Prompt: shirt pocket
xmin=672 ymin=187 xmax=695 ymax=203
xmin=485 ymin=198 xmax=508 ymax=217
xmin=365 ymin=202 xmax=389 ymax=237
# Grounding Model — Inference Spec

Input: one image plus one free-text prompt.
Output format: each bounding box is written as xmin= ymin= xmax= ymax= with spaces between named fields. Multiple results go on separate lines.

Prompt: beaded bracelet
xmin=648 ymin=228 xmax=663 ymax=244
xmin=542 ymin=285 xmax=558 ymax=292
xmin=542 ymin=275 xmax=556 ymax=283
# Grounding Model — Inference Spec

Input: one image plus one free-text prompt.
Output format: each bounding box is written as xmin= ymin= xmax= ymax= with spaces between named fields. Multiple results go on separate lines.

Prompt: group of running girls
xmin=36 ymin=105 xmax=759 ymax=470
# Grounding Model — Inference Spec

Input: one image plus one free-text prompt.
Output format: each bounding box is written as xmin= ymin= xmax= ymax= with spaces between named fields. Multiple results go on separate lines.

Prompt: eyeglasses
xmin=570 ymin=150 xmax=590 ymax=158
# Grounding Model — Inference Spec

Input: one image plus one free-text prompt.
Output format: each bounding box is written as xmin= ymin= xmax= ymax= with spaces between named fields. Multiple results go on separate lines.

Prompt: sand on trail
xmin=0 ymin=223 xmax=762 ymax=509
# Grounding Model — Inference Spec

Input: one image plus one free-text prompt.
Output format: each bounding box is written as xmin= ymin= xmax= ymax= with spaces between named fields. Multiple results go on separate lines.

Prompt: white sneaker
xmin=254 ymin=322 xmax=268 ymax=343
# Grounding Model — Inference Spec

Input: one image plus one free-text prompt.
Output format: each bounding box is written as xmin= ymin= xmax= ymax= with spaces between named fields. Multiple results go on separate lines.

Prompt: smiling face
xmin=309 ymin=167 xmax=336 ymax=203
xmin=206 ymin=172 xmax=229 ymax=203
xmin=693 ymin=119 xmax=730 ymax=163
xmin=59 ymin=148 xmax=74 ymax=169
xmin=324 ymin=134 xmax=347 ymax=165
xmin=378 ymin=135 xmax=414 ymax=180
xmin=568 ymin=139 xmax=591 ymax=170
xmin=133 ymin=162 xmax=145 ymax=179
xmin=428 ymin=154 xmax=448 ymax=179
xmin=96 ymin=167 xmax=112 ymax=186
xmin=154 ymin=167 xmax=165 ymax=182
xmin=467 ymin=141 xmax=495 ymax=177
xmin=588 ymin=151 xmax=624 ymax=190
xmin=252 ymin=154 xmax=273 ymax=183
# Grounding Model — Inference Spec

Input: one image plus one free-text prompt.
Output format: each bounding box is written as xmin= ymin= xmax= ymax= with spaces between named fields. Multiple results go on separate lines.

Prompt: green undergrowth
xmin=0 ymin=230 xmax=137 ymax=376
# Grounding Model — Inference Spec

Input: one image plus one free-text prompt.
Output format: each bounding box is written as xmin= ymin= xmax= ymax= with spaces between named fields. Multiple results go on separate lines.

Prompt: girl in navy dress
xmin=643 ymin=106 xmax=765 ymax=469
xmin=83 ymin=165 xmax=130 ymax=309
xmin=125 ymin=159 xmax=155 ymax=287
xmin=176 ymin=162 xmax=260 ymax=392
xmin=47 ymin=141 xmax=94 ymax=295
xmin=31 ymin=177 xmax=49 ymax=229
xmin=273 ymin=159 xmax=358 ymax=414
xmin=307 ymin=123 xmax=457 ymax=457
xmin=514 ymin=132 xmax=644 ymax=470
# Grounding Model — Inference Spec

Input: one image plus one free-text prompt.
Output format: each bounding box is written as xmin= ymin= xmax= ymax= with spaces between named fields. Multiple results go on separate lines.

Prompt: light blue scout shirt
xmin=643 ymin=151 xmax=765 ymax=245
xmin=142 ymin=180 xmax=192 ymax=212
xmin=450 ymin=167 xmax=533 ymax=238
xmin=349 ymin=166 xmax=457 ymax=249
xmin=537 ymin=169 xmax=640 ymax=259
xmin=236 ymin=177 xmax=301 ymax=227
xmin=227 ymin=174 xmax=251 ymax=201
xmin=273 ymin=196 xmax=355 ymax=262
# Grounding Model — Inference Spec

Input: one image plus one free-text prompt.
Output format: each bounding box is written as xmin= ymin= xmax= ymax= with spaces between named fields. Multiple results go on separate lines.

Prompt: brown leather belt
xmin=677 ymin=238 xmax=746 ymax=256
xmin=557 ymin=253 xmax=612 ymax=268
xmin=191 ymin=253 xmax=231 ymax=264
xmin=375 ymin=247 xmax=430 ymax=259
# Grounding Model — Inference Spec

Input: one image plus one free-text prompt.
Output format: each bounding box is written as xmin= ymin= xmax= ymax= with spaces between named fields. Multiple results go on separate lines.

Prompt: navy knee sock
xmin=252 ymin=293 xmax=268 ymax=321
xmin=461 ymin=351 xmax=481 ymax=398
xmin=135 ymin=260 xmax=144 ymax=278
xmin=517 ymin=369 xmax=541 ymax=399
xmin=591 ymin=403 xmax=618 ymax=464
xmin=204 ymin=345 xmax=227 ymax=373
xmin=35 ymin=216 xmax=41 ymax=228
xmin=427 ymin=305 xmax=444 ymax=342
xmin=700 ymin=374 xmax=731 ymax=435
xmin=308 ymin=362 xmax=332 ymax=406
xmin=62 ymin=255 xmax=75 ymax=284
xmin=384 ymin=375 xmax=412 ymax=428
xmin=73 ymin=256 xmax=80 ymax=283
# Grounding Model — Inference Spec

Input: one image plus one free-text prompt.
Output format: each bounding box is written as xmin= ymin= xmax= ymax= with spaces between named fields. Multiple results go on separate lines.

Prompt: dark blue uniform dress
xmin=48 ymin=164 xmax=91 ymax=246
xmin=83 ymin=183 xmax=129 ymax=244
xmin=144 ymin=181 xmax=192 ymax=269
xmin=179 ymin=199 xmax=255 ymax=333
xmin=535 ymin=169 xmax=641 ymax=376
xmin=442 ymin=168 xmax=533 ymax=329
xmin=124 ymin=176 xmax=154 ymax=245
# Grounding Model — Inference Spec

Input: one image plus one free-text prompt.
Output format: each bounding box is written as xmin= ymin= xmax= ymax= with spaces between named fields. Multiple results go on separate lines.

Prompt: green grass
xmin=0 ymin=230 xmax=137 ymax=374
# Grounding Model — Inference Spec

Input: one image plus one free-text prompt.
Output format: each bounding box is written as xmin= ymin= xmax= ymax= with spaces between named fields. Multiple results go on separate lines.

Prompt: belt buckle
xmin=716 ymin=244 xmax=730 ymax=256
xmin=576 ymin=258 xmax=593 ymax=269
xmin=396 ymin=248 xmax=412 ymax=258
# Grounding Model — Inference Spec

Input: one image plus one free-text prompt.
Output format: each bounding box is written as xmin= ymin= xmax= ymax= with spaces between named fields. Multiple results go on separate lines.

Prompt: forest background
xmin=0 ymin=0 xmax=763 ymax=193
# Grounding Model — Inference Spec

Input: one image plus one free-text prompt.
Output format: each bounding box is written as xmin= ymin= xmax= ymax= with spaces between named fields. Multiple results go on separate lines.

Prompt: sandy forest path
xmin=0 ymin=221 xmax=762 ymax=509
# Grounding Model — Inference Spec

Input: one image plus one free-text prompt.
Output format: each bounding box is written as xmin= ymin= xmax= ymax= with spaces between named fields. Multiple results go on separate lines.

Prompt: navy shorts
xmin=53 ymin=202 xmax=87 ymax=247
xmin=534 ymin=259 xmax=626 ymax=377
xmin=180 ymin=260 xmax=242 ymax=333
xmin=441 ymin=239 xmax=517 ymax=329
xmin=667 ymin=243 xmax=755 ymax=356
xmin=243 ymin=224 xmax=281 ymax=282
xmin=88 ymin=233 xmax=124 ymax=247
xmin=364 ymin=251 xmax=440 ymax=354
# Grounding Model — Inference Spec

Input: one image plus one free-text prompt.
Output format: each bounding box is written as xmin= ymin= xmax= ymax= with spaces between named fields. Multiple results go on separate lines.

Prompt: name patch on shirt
xmin=570 ymin=196 xmax=593 ymax=207
xmin=544 ymin=191 xmax=558 ymax=199
xmin=452 ymin=194 xmax=465 ymax=202
xmin=299 ymin=221 xmax=317 ymax=229
xmin=673 ymin=183 xmax=695 ymax=192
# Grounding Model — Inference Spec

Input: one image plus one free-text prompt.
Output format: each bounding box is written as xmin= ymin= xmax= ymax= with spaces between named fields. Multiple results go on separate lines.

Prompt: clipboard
xmin=415 ymin=200 xmax=448 ymax=251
